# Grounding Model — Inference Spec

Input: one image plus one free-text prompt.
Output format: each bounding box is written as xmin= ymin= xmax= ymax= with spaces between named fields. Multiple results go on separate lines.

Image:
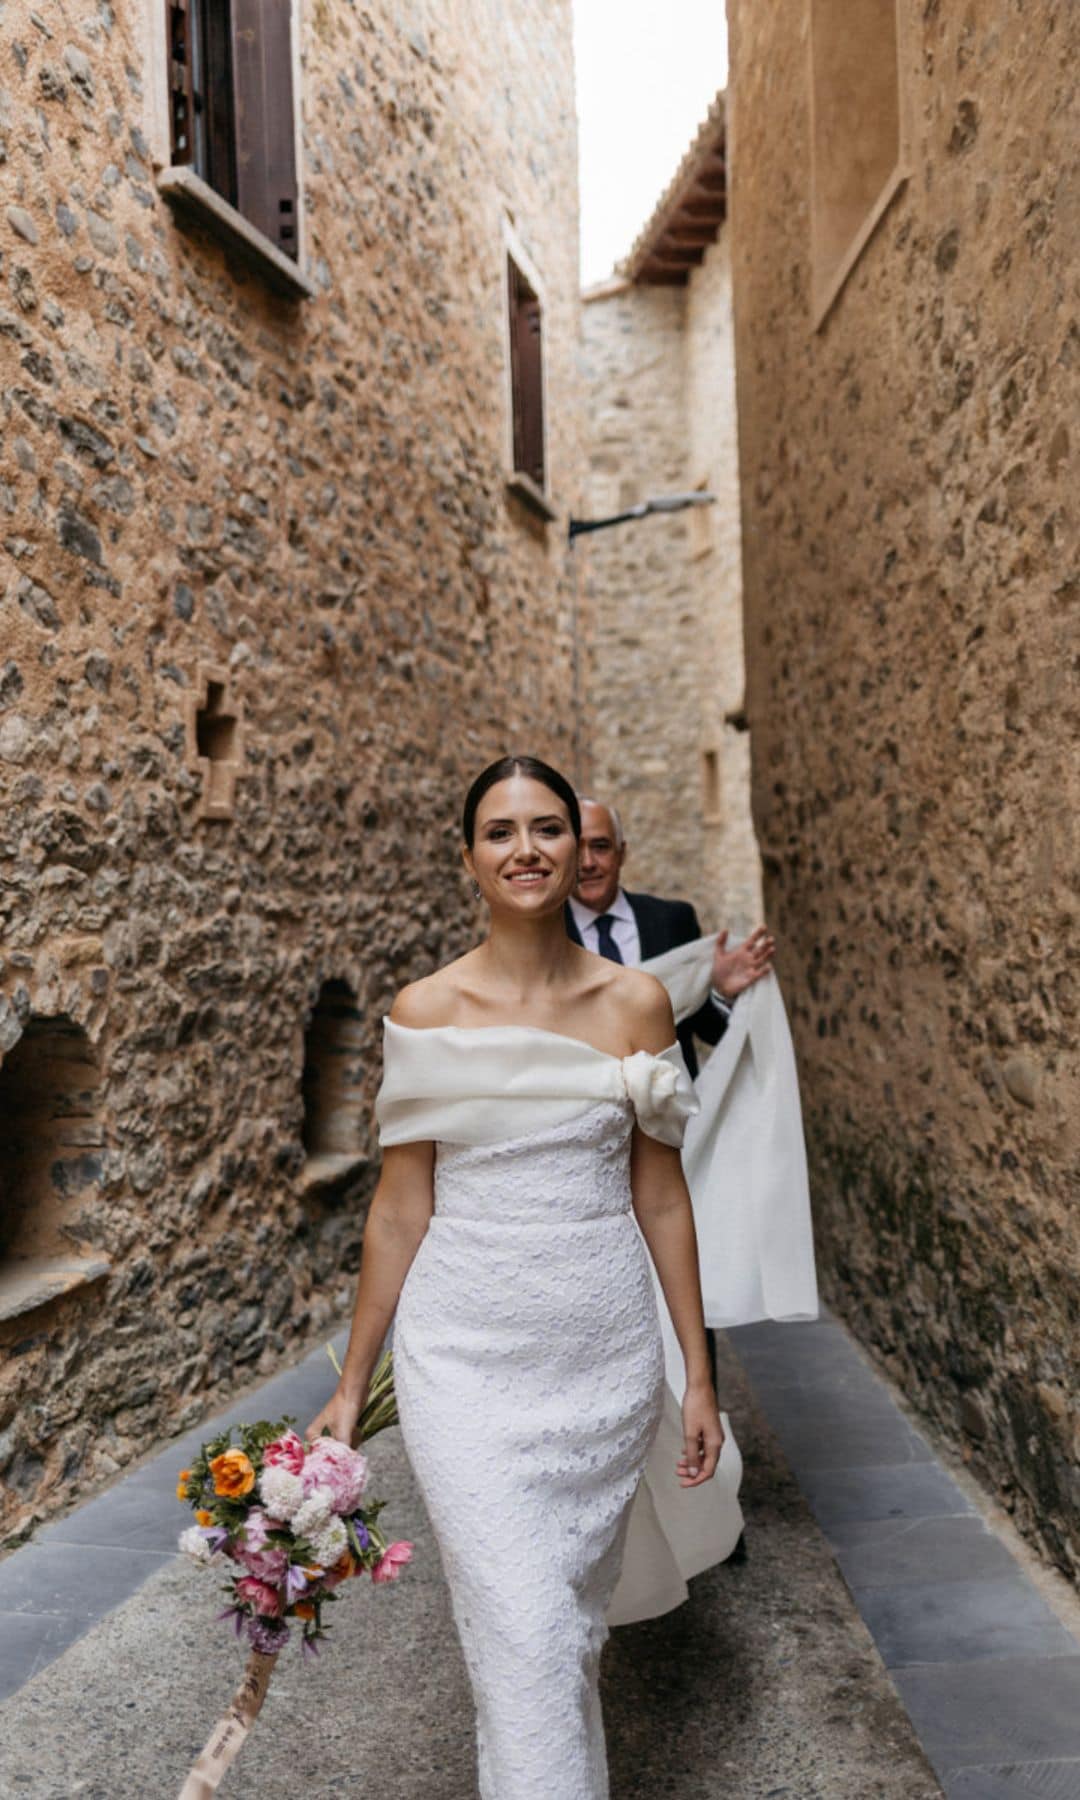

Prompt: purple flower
xmin=216 ymin=1605 xmax=247 ymax=1639
xmin=248 ymin=1616 xmax=289 ymax=1655
xmin=284 ymin=1564 xmax=310 ymax=1602
xmin=202 ymin=1526 xmax=230 ymax=1555
xmin=301 ymin=1633 xmax=322 ymax=1662
xmin=351 ymin=1516 xmax=370 ymax=1550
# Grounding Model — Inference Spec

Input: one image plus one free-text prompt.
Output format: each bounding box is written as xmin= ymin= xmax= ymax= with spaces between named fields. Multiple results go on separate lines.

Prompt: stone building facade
xmin=0 ymin=0 xmax=584 ymax=1536
xmin=727 ymin=0 xmax=1079 ymax=1573
xmin=581 ymin=100 xmax=762 ymax=933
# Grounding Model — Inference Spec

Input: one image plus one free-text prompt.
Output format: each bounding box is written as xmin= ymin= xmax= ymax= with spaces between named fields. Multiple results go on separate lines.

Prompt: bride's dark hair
xmin=463 ymin=755 xmax=582 ymax=847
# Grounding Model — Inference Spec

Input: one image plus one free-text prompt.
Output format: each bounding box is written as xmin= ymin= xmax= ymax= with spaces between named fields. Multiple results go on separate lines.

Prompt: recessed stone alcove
xmin=299 ymin=980 xmax=368 ymax=1191
xmin=808 ymin=0 xmax=908 ymax=325
xmin=0 ymin=1016 xmax=110 ymax=1322
xmin=184 ymin=663 xmax=245 ymax=820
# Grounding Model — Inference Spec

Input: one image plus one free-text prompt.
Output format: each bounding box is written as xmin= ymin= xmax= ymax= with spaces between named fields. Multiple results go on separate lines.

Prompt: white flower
xmin=259 ymin=1466 xmax=304 ymax=1521
xmin=309 ymin=1516 xmax=348 ymax=1568
xmin=620 ymin=1049 xmax=698 ymax=1147
xmin=291 ymin=1486 xmax=335 ymax=1541
xmin=178 ymin=1526 xmax=213 ymax=1566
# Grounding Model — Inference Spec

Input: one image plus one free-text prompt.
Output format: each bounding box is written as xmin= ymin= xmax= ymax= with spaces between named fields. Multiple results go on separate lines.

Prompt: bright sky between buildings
xmin=573 ymin=0 xmax=729 ymax=289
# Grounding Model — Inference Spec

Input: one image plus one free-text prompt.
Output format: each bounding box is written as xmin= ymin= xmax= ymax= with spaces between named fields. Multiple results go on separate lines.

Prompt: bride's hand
xmin=306 ymin=1387 xmax=364 ymax=1447
xmin=677 ymin=1383 xmax=725 ymax=1487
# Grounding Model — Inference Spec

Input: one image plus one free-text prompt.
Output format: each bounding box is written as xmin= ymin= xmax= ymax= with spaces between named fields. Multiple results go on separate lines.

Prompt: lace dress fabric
xmin=393 ymin=1099 xmax=664 ymax=1800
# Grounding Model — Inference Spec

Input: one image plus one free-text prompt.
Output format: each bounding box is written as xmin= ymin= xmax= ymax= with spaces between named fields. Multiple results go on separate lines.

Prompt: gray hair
xmin=579 ymin=796 xmax=625 ymax=849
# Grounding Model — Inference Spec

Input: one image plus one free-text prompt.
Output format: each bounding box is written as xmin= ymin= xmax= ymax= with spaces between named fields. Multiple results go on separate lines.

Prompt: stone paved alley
xmin=2 ymin=1317 xmax=1079 ymax=1798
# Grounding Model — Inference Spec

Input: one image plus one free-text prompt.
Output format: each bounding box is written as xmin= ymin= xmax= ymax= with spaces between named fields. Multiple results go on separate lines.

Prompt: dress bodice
xmin=434 ymin=1101 xmax=634 ymax=1224
xmin=375 ymin=1019 xmax=698 ymax=1151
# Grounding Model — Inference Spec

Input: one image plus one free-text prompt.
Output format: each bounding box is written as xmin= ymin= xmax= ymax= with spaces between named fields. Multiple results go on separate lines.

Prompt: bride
xmin=309 ymin=754 xmax=724 ymax=1799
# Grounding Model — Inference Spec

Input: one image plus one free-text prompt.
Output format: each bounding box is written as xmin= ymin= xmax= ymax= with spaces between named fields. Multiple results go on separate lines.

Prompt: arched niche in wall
xmin=0 ymin=1016 xmax=110 ymax=1323
xmin=299 ymin=979 xmax=368 ymax=1190
xmin=809 ymin=0 xmax=909 ymax=327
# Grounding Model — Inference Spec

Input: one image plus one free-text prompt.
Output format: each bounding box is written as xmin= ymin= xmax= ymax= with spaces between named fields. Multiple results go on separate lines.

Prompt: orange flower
xmin=330 ymin=1550 xmax=357 ymax=1581
xmin=176 ymin=1468 xmax=192 ymax=1501
xmin=293 ymin=1601 xmax=316 ymax=1621
xmin=195 ymin=1509 xmax=214 ymax=1527
xmin=209 ymin=1449 xmax=256 ymax=1499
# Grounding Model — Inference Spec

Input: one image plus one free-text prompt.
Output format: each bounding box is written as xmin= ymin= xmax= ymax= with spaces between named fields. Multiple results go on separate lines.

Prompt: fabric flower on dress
xmin=620 ymin=1049 xmax=698 ymax=1147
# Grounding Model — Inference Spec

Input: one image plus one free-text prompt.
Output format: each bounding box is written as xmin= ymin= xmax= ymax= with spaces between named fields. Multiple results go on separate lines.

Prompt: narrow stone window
xmin=503 ymin=230 xmax=555 ymax=521
xmin=185 ymin=664 xmax=244 ymax=820
xmin=166 ymin=0 xmax=300 ymax=260
xmin=809 ymin=0 xmax=908 ymax=326
xmin=301 ymin=981 xmax=366 ymax=1183
xmin=508 ymin=254 xmax=545 ymax=489
xmin=0 ymin=1017 xmax=109 ymax=1323
xmin=702 ymin=749 xmax=721 ymax=823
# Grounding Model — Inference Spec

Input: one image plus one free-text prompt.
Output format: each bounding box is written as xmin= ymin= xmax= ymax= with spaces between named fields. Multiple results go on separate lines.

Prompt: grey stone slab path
xmin=0 ymin=1329 xmax=940 ymax=1798
xmin=727 ymin=1319 xmax=1080 ymax=1800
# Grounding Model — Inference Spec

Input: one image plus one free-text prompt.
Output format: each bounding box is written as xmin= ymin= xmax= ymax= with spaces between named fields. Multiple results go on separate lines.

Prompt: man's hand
xmin=711 ymin=924 xmax=775 ymax=1001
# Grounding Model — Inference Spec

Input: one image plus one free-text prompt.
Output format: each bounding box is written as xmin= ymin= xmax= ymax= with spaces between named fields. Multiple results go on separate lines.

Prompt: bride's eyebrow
xmin=481 ymin=814 xmax=566 ymax=828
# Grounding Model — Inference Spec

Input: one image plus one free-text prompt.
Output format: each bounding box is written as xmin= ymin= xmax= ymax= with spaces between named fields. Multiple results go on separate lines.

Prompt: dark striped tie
xmin=594 ymin=914 xmax=624 ymax=963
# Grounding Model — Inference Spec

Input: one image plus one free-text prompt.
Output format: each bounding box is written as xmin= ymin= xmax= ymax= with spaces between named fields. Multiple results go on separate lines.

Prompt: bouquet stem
xmin=325 ymin=1343 xmax=398 ymax=1443
xmin=177 ymin=1649 xmax=278 ymax=1798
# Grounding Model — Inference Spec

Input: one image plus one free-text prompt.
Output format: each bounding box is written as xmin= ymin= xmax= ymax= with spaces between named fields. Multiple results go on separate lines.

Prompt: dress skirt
xmin=393 ymin=1103 xmax=665 ymax=1800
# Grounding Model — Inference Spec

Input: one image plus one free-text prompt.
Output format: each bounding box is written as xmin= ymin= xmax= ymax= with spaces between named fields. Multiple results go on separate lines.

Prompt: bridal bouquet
xmin=175 ymin=1350 xmax=409 ymax=1798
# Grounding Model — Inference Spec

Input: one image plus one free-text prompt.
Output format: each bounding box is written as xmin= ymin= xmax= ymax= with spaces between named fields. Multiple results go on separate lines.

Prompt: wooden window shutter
xmin=508 ymin=257 xmax=546 ymax=491
xmin=167 ymin=0 xmax=196 ymax=164
xmin=231 ymin=0 xmax=299 ymax=258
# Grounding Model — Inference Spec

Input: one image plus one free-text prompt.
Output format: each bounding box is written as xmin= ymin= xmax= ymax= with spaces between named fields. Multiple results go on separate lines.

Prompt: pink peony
xmin=235 ymin=1576 xmax=283 ymax=1617
xmin=234 ymin=1507 xmax=289 ymax=1581
xmin=371 ymin=1541 xmax=413 ymax=1584
xmin=301 ymin=1437 xmax=368 ymax=1514
xmin=263 ymin=1430 xmax=305 ymax=1475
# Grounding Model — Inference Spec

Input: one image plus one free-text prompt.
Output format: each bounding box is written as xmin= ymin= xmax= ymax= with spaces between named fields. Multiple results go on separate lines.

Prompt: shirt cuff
xmin=709 ymin=988 xmax=734 ymax=1018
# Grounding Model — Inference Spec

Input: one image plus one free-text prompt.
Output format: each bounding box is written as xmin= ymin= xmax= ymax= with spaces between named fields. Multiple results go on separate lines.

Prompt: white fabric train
xmin=607 ymin=937 xmax=819 ymax=1624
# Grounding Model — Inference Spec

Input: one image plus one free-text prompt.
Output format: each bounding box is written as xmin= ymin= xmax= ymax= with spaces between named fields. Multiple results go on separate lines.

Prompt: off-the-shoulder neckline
xmin=382 ymin=1015 xmax=679 ymax=1063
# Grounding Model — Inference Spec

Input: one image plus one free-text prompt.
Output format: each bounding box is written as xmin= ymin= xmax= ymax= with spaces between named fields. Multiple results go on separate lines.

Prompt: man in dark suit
xmin=565 ymin=799 xmax=775 ymax=1077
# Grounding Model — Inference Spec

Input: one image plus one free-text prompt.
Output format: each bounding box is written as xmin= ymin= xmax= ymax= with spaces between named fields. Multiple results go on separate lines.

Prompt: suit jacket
xmin=565 ymin=890 xmax=725 ymax=1079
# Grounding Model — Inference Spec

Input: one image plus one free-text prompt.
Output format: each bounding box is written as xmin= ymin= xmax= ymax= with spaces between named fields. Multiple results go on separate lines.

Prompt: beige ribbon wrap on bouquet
xmin=178 ymin=1650 xmax=278 ymax=1798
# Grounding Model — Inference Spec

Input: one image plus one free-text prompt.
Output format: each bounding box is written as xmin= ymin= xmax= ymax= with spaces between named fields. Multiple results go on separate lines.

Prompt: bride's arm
xmin=632 ymin=1131 xmax=724 ymax=1487
xmin=626 ymin=977 xmax=724 ymax=1488
xmin=306 ymin=1137 xmax=434 ymax=1445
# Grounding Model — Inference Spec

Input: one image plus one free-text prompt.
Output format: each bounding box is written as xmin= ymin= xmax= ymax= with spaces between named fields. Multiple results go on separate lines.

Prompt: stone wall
xmin=581 ymin=246 xmax=761 ymax=931
xmin=0 ymin=0 xmax=584 ymax=1536
xmin=728 ymin=0 xmax=1079 ymax=1574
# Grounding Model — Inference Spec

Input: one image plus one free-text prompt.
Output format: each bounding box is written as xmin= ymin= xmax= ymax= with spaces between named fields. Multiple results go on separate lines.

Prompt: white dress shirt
xmin=568 ymin=888 xmax=642 ymax=966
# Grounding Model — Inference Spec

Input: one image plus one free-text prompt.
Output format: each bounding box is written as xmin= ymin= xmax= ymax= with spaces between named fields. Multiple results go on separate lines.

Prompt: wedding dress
xmin=377 ymin=1021 xmax=698 ymax=1800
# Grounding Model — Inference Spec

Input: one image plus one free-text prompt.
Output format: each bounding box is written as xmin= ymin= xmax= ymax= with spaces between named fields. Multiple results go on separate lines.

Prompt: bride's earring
xmin=471 ymin=879 xmax=482 ymax=900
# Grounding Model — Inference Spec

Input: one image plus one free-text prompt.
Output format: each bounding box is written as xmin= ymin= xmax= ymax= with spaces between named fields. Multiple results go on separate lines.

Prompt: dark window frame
xmin=166 ymin=0 xmax=300 ymax=267
xmin=506 ymin=250 xmax=550 ymax=510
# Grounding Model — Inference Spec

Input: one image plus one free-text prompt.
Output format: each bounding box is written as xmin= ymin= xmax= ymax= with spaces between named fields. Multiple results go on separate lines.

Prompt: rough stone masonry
xmin=0 ymin=0 xmax=585 ymax=1538
xmin=727 ymin=0 xmax=1079 ymax=1576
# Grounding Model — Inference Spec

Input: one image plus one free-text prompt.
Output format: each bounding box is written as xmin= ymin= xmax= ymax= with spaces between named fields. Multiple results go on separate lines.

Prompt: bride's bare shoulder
xmin=389 ymin=951 xmax=480 ymax=1029
xmin=608 ymin=965 xmax=677 ymax=1053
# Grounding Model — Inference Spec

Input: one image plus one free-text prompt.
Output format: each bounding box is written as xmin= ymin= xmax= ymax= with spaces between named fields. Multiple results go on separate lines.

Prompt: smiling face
xmin=574 ymin=800 xmax=626 ymax=916
xmin=464 ymin=774 xmax=579 ymax=917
